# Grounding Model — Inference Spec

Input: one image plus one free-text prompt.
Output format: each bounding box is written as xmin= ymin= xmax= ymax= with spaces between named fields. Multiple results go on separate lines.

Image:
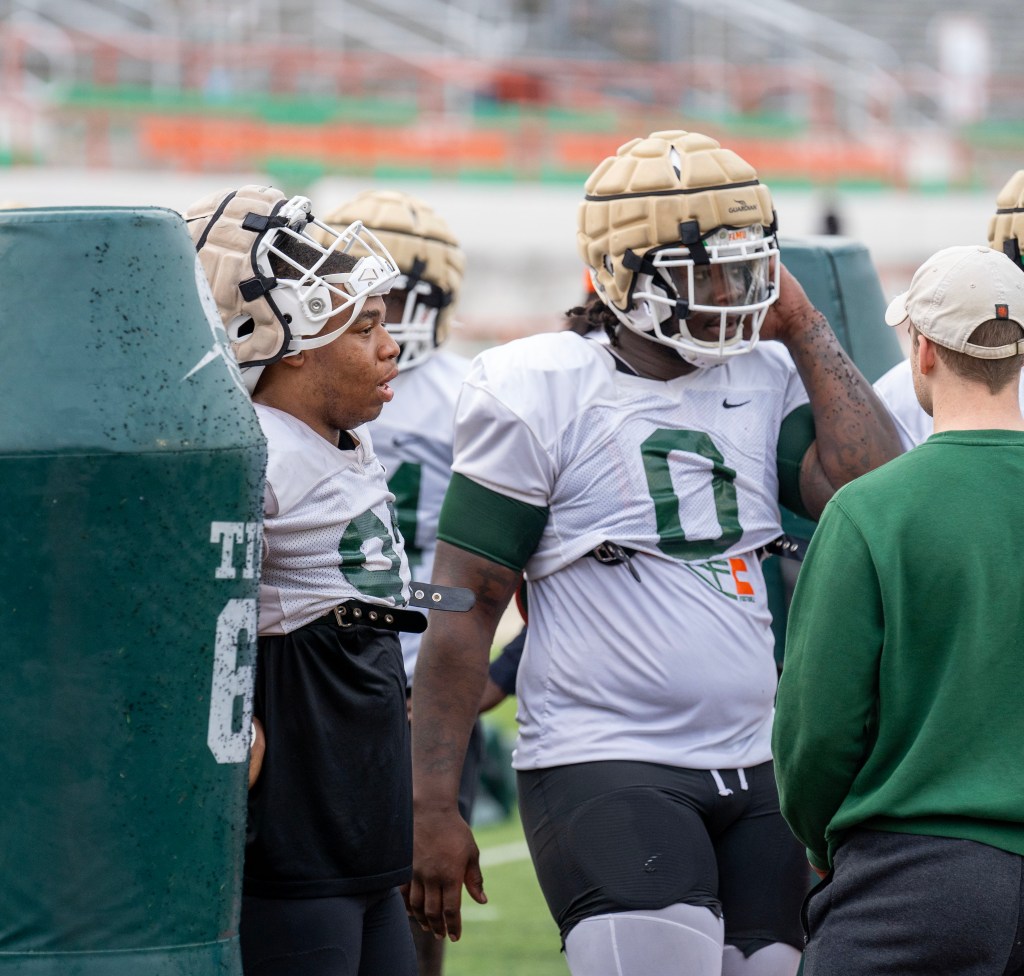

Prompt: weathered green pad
xmin=0 ymin=206 xmax=266 ymax=974
xmin=780 ymin=234 xmax=903 ymax=384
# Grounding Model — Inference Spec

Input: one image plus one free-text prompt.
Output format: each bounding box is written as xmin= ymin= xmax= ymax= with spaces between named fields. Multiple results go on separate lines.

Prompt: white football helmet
xmin=988 ymin=170 xmax=1024 ymax=270
xmin=185 ymin=185 xmax=400 ymax=392
xmin=319 ymin=190 xmax=464 ymax=370
xmin=577 ymin=130 xmax=780 ymax=368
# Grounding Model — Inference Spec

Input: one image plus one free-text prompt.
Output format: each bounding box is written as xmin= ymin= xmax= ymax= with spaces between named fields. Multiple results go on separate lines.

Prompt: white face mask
xmin=619 ymin=225 xmax=780 ymax=368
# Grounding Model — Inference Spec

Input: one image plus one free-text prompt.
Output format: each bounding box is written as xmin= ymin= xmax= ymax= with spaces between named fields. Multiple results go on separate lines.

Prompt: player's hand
xmin=248 ymin=718 xmax=265 ymax=789
xmin=405 ymin=808 xmax=487 ymax=942
xmin=759 ymin=263 xmax=820 ymax=344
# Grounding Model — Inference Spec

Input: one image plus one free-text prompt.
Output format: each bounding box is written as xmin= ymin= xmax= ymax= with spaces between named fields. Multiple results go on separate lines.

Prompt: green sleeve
xmin=777 ymin=403 xmax=815 ymax=520
xmin=437 ymin=472 xmax=549 ymax=573
xmin=772 ymin=497 xmax=883 ymax=869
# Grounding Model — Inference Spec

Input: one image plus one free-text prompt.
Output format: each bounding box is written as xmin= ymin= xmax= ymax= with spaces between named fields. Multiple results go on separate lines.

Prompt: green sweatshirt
xmin=773 ymin=429 xmax=1024 ymax=871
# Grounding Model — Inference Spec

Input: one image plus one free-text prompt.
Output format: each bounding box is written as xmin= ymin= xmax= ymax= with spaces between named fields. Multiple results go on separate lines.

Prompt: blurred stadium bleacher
xmin=1 ymin=0 xmax=1021 ymax=189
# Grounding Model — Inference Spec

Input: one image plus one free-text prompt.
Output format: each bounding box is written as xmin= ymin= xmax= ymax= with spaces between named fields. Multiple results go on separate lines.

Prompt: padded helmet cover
xmin=989 ymin=169 xmax=1024 ymax=267
xmin=578 ymin=130 xmax=775 ymax=312
xmin=185 ymin=185 xmax=292 ymax=370
xmin=320 ymin=190 xmax=464 ymax=366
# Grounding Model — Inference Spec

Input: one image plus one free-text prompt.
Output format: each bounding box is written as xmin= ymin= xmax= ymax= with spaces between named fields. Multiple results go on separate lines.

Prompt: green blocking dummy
xmin=0 ymin=207 xmax=267 ymax=974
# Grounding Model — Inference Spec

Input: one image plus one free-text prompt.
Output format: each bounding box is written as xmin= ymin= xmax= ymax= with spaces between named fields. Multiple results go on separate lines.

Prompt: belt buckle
xmin=333 ymin=604 xmax=353 ymax=628
xmin=592 ymin=541 xmax=621 ymax=564
xmin=591 ymin=541 xmax=642 ymax=583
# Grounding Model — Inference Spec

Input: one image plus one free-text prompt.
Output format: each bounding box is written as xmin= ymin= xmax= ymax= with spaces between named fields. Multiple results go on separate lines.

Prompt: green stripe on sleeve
xmin=437 ymin=472 xmax=549 ymax=573
xmin=777 ymin=403 xmax=815 ymax=520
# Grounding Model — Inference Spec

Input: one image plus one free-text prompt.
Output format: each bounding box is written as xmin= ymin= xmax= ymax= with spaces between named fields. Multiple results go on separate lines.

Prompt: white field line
xmin=479 ymin=839 xmax=531 ymax=868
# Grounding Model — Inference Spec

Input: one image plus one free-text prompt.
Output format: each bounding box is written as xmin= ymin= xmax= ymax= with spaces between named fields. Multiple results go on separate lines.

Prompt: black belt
xmin=756 ymin=534 xmax=809 ymax=562
xmin=324 ymin=600 xmax=427 ymax=633
xmin=321 ymin=581 xmax=476 ymax=635
xmin=407 ymin=580 xmax=476 ymax=611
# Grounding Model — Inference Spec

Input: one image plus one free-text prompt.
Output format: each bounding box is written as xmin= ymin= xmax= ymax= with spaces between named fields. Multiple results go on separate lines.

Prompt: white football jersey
xmin=370 ymin=349 xmax=471 ymax=678
xmin=255 ymin=404 xmax=411 ymax=635
xmin=452 ymin=331 xmax=809 ymax=771
xmin=875 ymin=357 xmax=1024 ymax=450
xmin=873 ymin=359 xmax=931 ymax=450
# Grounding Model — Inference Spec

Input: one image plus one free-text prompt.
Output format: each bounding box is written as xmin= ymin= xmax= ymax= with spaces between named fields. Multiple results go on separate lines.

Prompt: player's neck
xmin=613 ymin=328 xmax=698 ymax=380
xmin=253 ymin=385 xmax=346 ymax=446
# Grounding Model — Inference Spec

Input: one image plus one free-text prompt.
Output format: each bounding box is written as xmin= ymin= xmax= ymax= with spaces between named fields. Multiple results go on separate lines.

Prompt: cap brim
xmin=884 ymin=292 xmax=910 ymax=327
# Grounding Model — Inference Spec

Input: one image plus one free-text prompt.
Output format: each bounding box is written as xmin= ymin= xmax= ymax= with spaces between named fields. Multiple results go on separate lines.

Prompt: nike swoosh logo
xmin=722 ymin=399 xmax=751 ymax=409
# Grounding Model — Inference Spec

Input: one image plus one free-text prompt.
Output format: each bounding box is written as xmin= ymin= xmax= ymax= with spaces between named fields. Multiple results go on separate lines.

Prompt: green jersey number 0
xmin=641 ymin=428 xmax=742 ymax=561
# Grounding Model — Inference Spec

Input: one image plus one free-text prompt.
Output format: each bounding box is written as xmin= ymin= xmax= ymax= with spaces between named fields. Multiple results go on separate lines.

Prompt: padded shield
xmin=577 ymin=130 xmax=775 ymax=312
xmin=0 ymin=205 xmax=266 ymax=975
xmin=988 ymin=169 xmax=1024 ymax=266
xmin=320 ymin=189 xmax=464 ymax=343
xmin=184 ymin=185 xmax=290 ymax=368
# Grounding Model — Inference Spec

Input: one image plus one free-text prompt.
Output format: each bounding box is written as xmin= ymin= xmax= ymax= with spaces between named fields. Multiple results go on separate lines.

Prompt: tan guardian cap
xmin=884 ymin=245 xmax=1024 ymax=360
xmin=988 ymin=169 xmax=1024 ymax=266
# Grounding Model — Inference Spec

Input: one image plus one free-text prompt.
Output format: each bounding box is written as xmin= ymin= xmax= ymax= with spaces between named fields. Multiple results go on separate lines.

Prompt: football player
xmin=875 ymin=167 xmax=1024 ymax=448
xmin=187 ymin=184 xmax=426 ymax=976
xmin=406 ymin=131 xmax=902 ymax=976
xmin=319 ymin=188 xmax=478 ymax=976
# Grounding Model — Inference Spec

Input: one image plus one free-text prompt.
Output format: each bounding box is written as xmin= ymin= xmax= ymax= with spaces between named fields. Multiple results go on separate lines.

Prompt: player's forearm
xmin=412 ymin=542 xmax=521 ymax=811
xmin=412 ymin=616 xmax=495 ymax=811
xmin=781 ymin=309 xmax=900 ymax=511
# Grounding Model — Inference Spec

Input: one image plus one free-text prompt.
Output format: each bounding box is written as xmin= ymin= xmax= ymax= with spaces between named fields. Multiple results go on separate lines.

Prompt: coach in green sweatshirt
xmin=773 ymin=244 xmax=1024 ymax=976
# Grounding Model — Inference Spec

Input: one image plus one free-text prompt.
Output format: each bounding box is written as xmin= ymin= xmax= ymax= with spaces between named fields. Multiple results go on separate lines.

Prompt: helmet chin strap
xmin=241 ymin=364 xmax=265 ymax=394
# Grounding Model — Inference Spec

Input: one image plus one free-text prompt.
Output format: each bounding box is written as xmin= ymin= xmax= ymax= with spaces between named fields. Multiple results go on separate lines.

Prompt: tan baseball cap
xmin=884 ymin=245 xmax=1024 ymax=359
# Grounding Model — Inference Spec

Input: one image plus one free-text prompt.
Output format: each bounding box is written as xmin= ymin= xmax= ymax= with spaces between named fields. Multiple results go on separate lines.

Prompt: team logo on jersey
xmin=685 ymin=556 xmax=756 ymax=602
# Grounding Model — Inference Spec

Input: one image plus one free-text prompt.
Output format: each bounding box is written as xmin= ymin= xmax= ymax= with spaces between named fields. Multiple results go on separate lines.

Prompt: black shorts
xmin=240 ymin=887 xmax=416 ymax=976
xmin=245 ymin=617 xmax=412 ymax=897
xmin=517 ymin=760 xmax=807 ymax=952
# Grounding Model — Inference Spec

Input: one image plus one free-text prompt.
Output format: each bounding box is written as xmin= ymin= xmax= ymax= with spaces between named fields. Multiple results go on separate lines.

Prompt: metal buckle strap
xmin=329 ymin=601 xmax=427 ymax=634
xmin=588 ymin=541 xmax=642 ymax=583
xmin=756 ymin=533 xmax=810 ymax=563
xmin=407 ymin=581 xmax=476 ymax=612
xmin=324 ymin=582 xmax=476 ymax=636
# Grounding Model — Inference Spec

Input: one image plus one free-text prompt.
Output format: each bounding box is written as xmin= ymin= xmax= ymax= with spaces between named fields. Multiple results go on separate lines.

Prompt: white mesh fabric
xmin=255 ymin=405 xmax=411 ymax=635
xmin=453 ymin=333 xmax=806 ymax=577
xmin=450 ymin=332 xmax=809 ymax=770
